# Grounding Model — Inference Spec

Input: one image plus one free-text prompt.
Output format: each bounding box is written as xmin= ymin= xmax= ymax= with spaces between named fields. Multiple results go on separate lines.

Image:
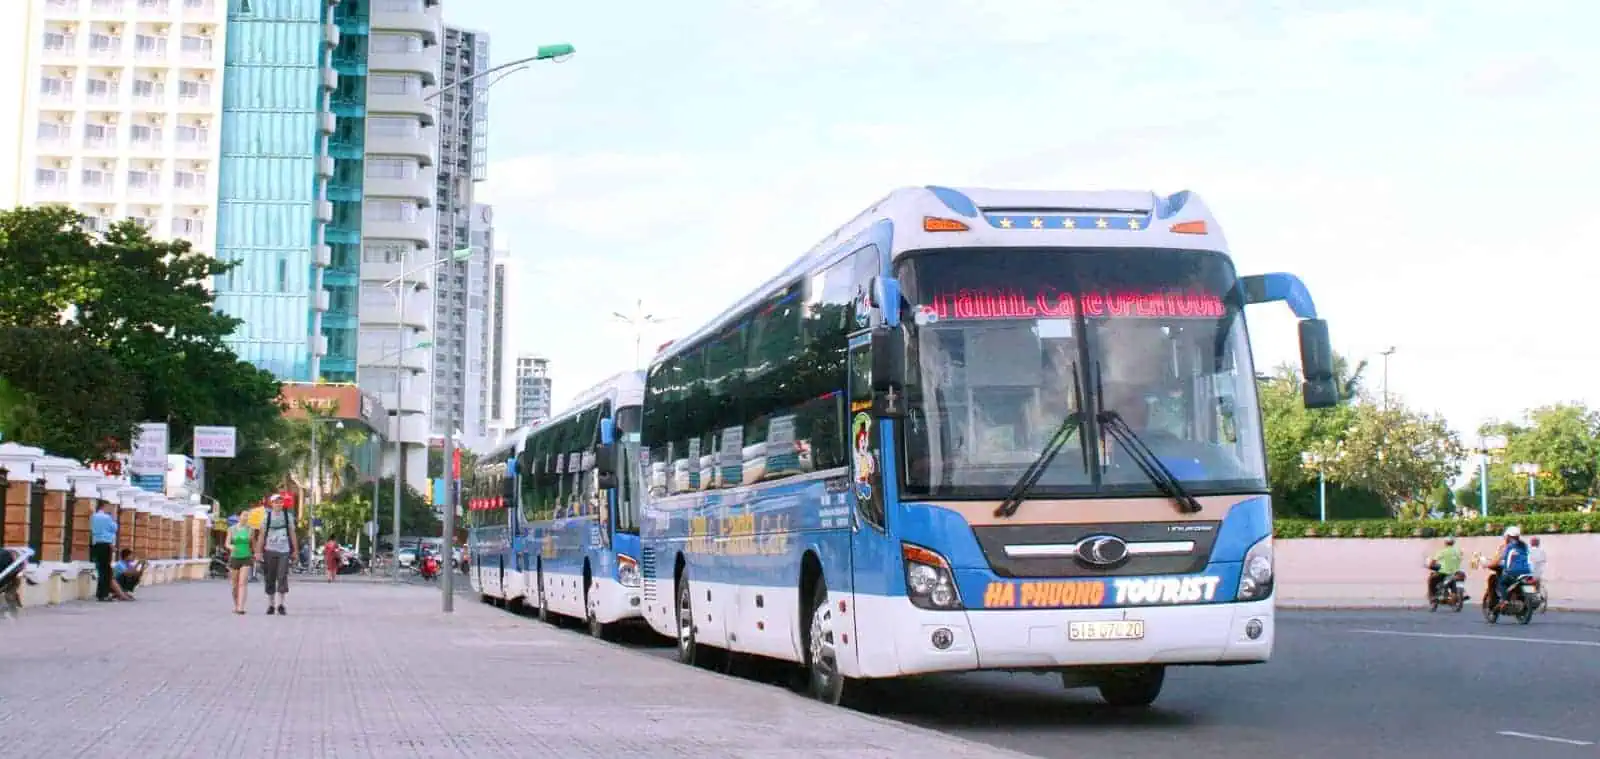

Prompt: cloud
xmin=1462 ymin=56 xmax=1570 ymax=97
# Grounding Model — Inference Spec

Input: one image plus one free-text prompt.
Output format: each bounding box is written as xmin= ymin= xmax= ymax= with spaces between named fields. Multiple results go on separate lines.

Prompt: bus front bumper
xmin=853 ymin=596 xmax=1274 ymax=678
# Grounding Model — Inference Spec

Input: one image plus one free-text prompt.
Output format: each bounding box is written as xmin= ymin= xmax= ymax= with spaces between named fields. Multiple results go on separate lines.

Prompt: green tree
xmin=0 ymin=206 xmax=290 ymax=506
xmin=314 ymin=494 xmax=372 ymax=546
xmin=1310 ymin=402 xmax=1465 ymax=516
xmin=1257 ymin=353 xmax=1387 ymax=518
xmin=330 ymin=477 xmax=439 ymax=548
xmin=1502 ymin=403 xmax=1600 ymax=497
xmin=0 ymin=326 xmax=141 ymax=459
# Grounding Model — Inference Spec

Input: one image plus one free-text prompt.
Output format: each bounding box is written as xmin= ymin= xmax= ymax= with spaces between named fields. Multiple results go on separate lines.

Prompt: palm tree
xmin=282 ymin=413 xmax=371 ymax=504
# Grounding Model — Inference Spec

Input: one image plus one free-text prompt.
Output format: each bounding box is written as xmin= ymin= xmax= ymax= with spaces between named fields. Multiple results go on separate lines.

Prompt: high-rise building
xmin=353 ymin=0 xmax=442 ymax=494
xmin=0 ymin=0 xmax=444 ymax=494
xmin=429 ymin=26 xmax=489 ymax=444
xmin=482 ymin=246 xmax=512 ymax=446
xmin=215 ymin=0 xmax=335 ymax=381
xmin=5 ymin=0 xmax=228 ymax=279
xmin=514 ymin=354 xmax=552 ymax=428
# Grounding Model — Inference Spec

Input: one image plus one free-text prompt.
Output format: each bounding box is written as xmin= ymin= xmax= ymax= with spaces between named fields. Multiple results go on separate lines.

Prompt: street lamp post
xmin=423 ymin=42 xmax=574 ymax=615
xmin=1478 ymin=435 xmax=1507 ymax=517
xmin=1513 ymin=462 xmax=1540 ymax=499
xmin=1301 ymin=451 xmax=1328 ymax=522
xmin=613 ymin=299 xmax=668 ymax=369
xmin=383 ymin=250 xmax=468 ymax=582
xmin=1380 ymin=346 xmax=1397 ymax=411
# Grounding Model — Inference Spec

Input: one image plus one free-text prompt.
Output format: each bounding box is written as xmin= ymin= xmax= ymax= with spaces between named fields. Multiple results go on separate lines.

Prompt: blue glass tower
xmin=322 ymin=0 xmax=369 ymax=384
xmin=215 ymin=0 xmax=330 ymax=381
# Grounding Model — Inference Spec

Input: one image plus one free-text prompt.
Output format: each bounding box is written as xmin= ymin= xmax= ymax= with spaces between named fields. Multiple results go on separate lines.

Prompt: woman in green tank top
xmin=226 ymin=516 xmax=255 ymax=614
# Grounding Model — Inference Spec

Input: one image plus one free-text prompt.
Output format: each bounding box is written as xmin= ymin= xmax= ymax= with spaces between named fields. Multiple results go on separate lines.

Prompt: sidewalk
xmin=1 ymin=580 xmax=1034 ymax=758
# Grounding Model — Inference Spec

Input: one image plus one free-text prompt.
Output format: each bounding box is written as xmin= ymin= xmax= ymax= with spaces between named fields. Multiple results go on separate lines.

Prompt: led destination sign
xmin=918 ymin=288 xmax=1227 ymax=323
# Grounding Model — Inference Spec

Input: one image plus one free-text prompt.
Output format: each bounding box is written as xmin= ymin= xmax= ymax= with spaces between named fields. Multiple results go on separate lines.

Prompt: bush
xmin=1276 ymin=512 xmax=1596 ymax=539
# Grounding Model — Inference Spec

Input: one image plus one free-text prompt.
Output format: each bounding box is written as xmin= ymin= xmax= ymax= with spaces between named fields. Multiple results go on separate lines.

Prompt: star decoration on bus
xmin=1095 ymin=217 xmax=1109 ymax=228
xmin=1129 ymin=218 xmax=1142 ymax=230
xmin=1061 ymin=217 xmax=1076 ymax=228
xmin=998 ymin=217 xmax=1014 ymax=228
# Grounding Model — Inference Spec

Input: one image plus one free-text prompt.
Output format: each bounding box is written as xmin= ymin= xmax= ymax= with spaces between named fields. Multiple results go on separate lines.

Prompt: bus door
xmin=846 ymin=336 xmax=889 ymax=667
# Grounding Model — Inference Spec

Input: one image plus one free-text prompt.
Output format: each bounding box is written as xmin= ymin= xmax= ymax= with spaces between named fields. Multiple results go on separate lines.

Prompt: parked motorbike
xmin=1 ymin=547 xmax=37 ymax=618
xmin=1430 ymin=569 xmax=1467 ymax=612
xmin=1483 ymin=570 xmax=1542 ymax=624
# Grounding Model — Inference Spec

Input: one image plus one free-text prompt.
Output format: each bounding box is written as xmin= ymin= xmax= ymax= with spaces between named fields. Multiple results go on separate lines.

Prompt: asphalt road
xmin=607 ymin=606 xmax=1600 ymax=759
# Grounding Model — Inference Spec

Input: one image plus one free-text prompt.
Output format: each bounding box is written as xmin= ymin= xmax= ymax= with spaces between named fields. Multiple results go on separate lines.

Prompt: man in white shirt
xmin=1528 ymin=536 xmax=1548 ymax=613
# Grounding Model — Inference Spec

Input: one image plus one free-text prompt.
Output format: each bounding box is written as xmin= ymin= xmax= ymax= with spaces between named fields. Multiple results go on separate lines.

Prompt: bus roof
xmin=653 ymin=185 xmax=1224 ymax=369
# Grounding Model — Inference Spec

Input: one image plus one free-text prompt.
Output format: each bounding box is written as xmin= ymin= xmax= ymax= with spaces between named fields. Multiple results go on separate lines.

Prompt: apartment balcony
xmin=365 ymin=130 xmax=435 ymax=166
xmin=323 ymin=23 xmax=340 ymax=48
xmin=368 ymin=44 xmax=441 ymax=86
xmin=358 ymin=295 xmax=431 ymax=330
xmin=310 ymin=334 xmax=328 ymax=357
xmin=316 ymin=154 xmax=334 ymax=177
xmin=313 ymin=289 xmax=331 ymax=312
xmin=370 ymin=3 xmax=440 ymax=45
xmin=390 ymin=413 xmax=430 ymax=445
xmin=363 ymin=173 xmax=431 ymax=204
xmin=314 ymin=244 xmax=332 ymax=267
xmin=357 ymin=257 xmax=435 ymax=288
xmin=361 ymin=210 xmax=433 ymax=246
xmin=321 ymin=66 xmax=338 ymax=91
xmin=366 ymin=90 xmax=431 ymax=125
xmin=319 ymin=111 xmax=336 ymax=134
xmin=359 ymin=343 xmax=429 ymax=372
xmin=315 ymin=200 xmax=333 ymax=221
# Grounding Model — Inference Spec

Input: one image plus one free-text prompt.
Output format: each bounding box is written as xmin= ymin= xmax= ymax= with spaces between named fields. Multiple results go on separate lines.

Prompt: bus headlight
xmin=902 ymin=543 xmax=963 ymax=611
xmin=1235 ymin=537 xmax=1274 ymax=602
xmin=617 ymin=554 xmax=641 ymax=588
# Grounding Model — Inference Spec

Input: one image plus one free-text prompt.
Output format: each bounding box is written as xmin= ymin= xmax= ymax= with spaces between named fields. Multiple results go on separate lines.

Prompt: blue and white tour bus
xmin=633 ymin=185 xmax=1338 ymax=706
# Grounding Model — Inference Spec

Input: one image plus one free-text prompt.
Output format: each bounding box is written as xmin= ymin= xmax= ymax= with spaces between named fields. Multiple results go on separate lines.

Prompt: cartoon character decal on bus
xmin=851 ymin=411 xmax=876 ymax=502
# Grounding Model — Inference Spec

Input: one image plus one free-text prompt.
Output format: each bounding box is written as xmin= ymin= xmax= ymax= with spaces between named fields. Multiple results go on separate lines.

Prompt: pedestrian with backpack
xmin=254 ymin=494 xmax=298 ymax=616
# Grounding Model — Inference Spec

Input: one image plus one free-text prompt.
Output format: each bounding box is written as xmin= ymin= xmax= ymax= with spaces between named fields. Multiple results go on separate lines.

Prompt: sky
xmin=448 ymin=0 xmax=1600 ymax=446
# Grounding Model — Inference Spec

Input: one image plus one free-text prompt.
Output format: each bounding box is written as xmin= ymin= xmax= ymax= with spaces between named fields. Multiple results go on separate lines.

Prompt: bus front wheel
xmin=1092 ymin=665 xmax=1165 ymax=707
xmin=805 ymin=580 xmax=846 ymax=705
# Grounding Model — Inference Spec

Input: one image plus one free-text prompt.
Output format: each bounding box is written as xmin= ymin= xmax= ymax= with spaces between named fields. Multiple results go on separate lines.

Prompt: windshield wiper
xmin=1097 ymin=410 xmax=1204 ymax=514
xmin=995 ymin=362 xmax=1086 ymax=518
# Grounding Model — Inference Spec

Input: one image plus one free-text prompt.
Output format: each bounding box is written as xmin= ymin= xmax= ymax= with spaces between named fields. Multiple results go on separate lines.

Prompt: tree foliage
xmin=1308 ymin=404 xmax=1465 ymax=513
xmin=1455 ymin=403 xmax=1600 ymax=514
xmin=330 ymin=477 xmax=439 ymax=548
xmin=1259 ymin=352 xmax=1465 ymax=518
xmin=0 ymin=206 xmax=289 ymax=506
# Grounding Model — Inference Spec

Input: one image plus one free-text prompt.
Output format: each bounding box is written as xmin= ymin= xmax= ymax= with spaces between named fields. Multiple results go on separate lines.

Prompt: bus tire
xmin=804 ymin=579 xmax=847 ymax=705
xmin=585 ymin=571 xmax=609 ymax=640
xmin=1094 ymin=665 xmax=1165 ymax=707
xmin=674 ymin=573 xmax=699 ymax=665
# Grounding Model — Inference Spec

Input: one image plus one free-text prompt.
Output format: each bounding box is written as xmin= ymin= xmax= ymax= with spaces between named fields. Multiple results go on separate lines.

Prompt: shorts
xmin=262 ymin=551 xmax=291 ymax=594
xmin=229 ymin=556 xmax=253 ymax=570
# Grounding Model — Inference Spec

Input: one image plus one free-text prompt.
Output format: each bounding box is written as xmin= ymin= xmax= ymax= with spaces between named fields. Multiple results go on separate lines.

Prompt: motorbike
xmin=1483 ymin=570 xmax=1542 ymax=624
xmin=418 ymin=554 xmax=441 ymax=581
xmin=1429 ymin=569 xmax=1467 ymax=612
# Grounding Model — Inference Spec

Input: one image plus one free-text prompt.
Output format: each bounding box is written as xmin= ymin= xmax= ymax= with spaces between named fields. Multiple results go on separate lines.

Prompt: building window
xmin=370 ymin=33 xmax=422 ymax=54
xmin=368 ymin=74 xmax=419 ymax=96
xmin=362 ymin=241 xmax=410 ymax=263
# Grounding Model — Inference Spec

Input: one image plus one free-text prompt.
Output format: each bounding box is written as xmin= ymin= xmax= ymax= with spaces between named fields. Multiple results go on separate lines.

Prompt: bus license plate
xmin=1069 ymin=620 xmax=1145 ymax=641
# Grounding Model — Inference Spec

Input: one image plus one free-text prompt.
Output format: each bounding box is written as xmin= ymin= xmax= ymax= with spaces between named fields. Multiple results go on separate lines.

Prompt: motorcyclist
xmin=1427 ymin=537 xmax=1464 ymax=601
xmin=1487 ymin=526 xmax=1532 ymax=608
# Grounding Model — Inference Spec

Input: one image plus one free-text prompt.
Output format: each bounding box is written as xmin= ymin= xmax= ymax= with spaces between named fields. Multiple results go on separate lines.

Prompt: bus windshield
xmin=896 ymin=247 xmax=1267 ymax=500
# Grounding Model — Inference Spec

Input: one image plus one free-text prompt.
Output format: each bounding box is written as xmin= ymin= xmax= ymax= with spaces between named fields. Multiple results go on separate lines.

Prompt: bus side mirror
xmin=1298 ymin=319 xmax=1339 ymax=409
xmin=870 ymin=325 xmax=905 ymax=419
xmin=594 ymin=443 xmax=616 ymax=477
xmin=597 ymin=471 xmax=618 ymax=491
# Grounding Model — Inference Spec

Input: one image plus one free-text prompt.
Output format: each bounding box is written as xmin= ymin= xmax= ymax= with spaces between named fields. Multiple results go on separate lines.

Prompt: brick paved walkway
xmin=0 ymin=580 xmax=1033 ymax=758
